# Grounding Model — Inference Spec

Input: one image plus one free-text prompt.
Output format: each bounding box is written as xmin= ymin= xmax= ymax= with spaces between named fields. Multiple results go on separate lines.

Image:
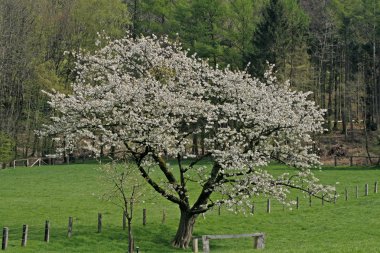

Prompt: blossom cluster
xmin=41 ymin=34 xmax=334 ymax=211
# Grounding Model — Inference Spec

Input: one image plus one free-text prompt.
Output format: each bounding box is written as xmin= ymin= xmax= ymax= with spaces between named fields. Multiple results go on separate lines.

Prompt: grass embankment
xmin=1 ymin=164 xmax=380 ymax=252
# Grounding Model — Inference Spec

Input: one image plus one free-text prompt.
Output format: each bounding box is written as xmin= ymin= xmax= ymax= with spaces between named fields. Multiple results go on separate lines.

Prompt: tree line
xmin=0 ymin=0 xmax=379 ymax=163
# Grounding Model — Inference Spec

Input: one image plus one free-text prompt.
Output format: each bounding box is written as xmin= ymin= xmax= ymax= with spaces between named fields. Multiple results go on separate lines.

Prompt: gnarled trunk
xmin=172 ymin=208 xmax=197 ymax=248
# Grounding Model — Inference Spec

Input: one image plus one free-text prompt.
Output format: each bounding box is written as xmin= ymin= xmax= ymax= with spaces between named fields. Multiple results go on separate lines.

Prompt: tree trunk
xmin=201 ymin=127 xmax=205 ymax=156
xmin=327 ymin=70 xmax=333 ymax=131
xmin=333 ymin=73 xmax=339 ymax=130
xmin=172 ymin=208 xmax=197 ymax=249
xmin=128 ymin=219 xmax=134 ymax=253
xmin=341 ymin=109 xmax=347 ymax=138
xmin=349 ymin=100 xmax=354 ymax=141
xmin=192 ymin=134 xmax=199 ymax=156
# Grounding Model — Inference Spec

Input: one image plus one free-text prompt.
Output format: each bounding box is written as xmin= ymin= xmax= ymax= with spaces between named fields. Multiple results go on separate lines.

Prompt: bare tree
xmin=100 ymin=162 xmax=147 ymax=253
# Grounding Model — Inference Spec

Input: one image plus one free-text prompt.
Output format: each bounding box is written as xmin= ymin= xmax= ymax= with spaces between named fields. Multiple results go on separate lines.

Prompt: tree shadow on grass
xmin=38 ymin=223 xmax=191 ymax=253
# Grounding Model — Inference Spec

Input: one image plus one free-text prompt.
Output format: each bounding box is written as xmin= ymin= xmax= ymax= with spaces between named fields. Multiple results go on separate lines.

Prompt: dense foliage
xmin=0 ymin=0 xmax=378 ymax=160
xmin=0 ymin=132 xmax=14 ymax=168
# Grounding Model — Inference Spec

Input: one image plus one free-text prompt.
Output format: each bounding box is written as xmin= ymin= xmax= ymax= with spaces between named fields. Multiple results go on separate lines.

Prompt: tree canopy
xmin=41 ymin=34 xmax=335 ymax=248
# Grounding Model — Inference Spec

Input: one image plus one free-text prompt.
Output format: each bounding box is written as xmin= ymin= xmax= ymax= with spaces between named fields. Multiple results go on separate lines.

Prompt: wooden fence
xmin=12 ymin=157 xmax=70 ymax=168
xmin=9 ymin=155 xmax=109 ymax=169
xmin=325 ymin=156 xmax=380 ymax=167
xmin=1 ymin=181 xmax=379 ymax=252
xmin=12 ymin=158 xmax=48 ymax=168
xmin=7 ymin=155 xmax=380 ymax=170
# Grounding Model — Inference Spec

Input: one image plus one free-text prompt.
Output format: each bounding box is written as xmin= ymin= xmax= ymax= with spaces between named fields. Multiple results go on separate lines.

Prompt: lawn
xmin=1 ymin=163 xmax=380 ymax=252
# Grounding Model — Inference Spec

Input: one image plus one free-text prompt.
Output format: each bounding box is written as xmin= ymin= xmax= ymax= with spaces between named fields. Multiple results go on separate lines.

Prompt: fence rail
xmin=12 ymin=158 xmax=49 ymax=168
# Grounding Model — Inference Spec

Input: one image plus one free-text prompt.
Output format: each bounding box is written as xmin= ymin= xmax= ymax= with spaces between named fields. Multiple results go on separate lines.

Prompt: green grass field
xmin=1 ymin=163 xmax=380 ymax=253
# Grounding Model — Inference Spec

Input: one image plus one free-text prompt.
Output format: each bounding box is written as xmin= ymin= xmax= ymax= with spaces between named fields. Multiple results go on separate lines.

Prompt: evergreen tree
xmin=246 ymin=0 xmax=310 ymax=86
xmin=246 ymin=0 xmax=287 ymax=77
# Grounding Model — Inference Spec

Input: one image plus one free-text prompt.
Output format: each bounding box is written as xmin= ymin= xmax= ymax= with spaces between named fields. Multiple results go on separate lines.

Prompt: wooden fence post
xmin=218 ymin=205 xmax=221 ymax=216
xmin=345 ymin=188 xmax=348 ymax=201
xmin=202 ymin=236 xmax=210 ymax=253
xmin=44 ymin=220 xmax=50 ymax=242
xmin=2 ymin=227 xmax=8 ymax=250
xmin=98 ymin=213 xmax=102 ymax=233
xmin=296 ymin=196 xmax=299 ymax=210
xmin=67 ymin=217 xmax=73 ymax=238
xmin=322 ymin=195 xmax=324 ymax=206
xmin=350 ymin=156 xmax=353 ymax=166
xmin=266 ymin=199 xmax=271 ymax=213
xmin=309 ymin=193 xmax=312 ymax=207
xmin=123 ymin=211 xmax=127 ymax=230
xmin=309 ymin=195 xmax=312 ymax=207
xmin=253 ymin=234 xmax=265 ymax=249
xmin=162 ymin=209 xmax=166 ymax=224
xmin=143 ymin=209 xmax=147 ymax=226
xmin=251 ymin=203 xmax=255 ymax=215
xmin=375 ymin=181 xmax=378 ymax=193
xmin=192 ymin=238 xmax=199 ymax=253
xmin=334 ymin=191 xmax=337 ymax=204
xmin=334 ymin=156 xmax=337 ymax=166
xmin=365 ymin=184 xmax=369 ymax=196
xmin=21 ymin=225 xmax=28 ymax=247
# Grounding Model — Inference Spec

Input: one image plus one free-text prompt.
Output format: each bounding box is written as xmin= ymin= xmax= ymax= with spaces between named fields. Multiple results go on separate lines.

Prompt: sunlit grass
xmin=1 ymin=163 xmax=380 ymax=252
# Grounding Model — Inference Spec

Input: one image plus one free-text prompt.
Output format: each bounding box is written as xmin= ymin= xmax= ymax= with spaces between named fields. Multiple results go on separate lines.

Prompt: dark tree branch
xmin=191 ymin=162 xmax=224 ymax=214
xmin=177 ymin=154 xmax=190 ymax=204
xmin=136 ymin=163 xmax=185 ymax=206
xmin=151 ymin=153 xmax=177 ymax=184
xmin=123 ymin=142 xmax=186 ymax=207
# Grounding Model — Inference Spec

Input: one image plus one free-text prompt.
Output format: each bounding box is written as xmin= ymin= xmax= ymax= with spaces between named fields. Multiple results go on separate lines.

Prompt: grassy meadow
xmin=1 ymin=163 xmax=380 ymax=252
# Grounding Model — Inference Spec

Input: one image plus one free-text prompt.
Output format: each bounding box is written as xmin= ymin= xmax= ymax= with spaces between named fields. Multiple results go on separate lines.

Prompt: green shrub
xmin=0 ymin=132 xmax=15 ymax=168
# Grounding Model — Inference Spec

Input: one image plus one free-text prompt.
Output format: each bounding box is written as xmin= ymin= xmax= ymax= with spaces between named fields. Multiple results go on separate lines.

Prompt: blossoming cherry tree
xmin=42 ymin=34 xmax=335 ymax=248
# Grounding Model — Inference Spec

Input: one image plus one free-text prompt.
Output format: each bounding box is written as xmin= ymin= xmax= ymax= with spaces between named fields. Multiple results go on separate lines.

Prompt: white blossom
xmin=40 ymin=34 xmax=335 ymax=214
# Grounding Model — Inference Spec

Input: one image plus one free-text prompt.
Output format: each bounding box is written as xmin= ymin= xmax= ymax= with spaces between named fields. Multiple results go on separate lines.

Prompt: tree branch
xmin=191 ymin=162 xmax=223 ymax=214
xmin=276 ymin=181 xmax=332 ymax=202
xmin=151 ymin=153 xmax=177 ymax=184
xmin=136 ymin=163 xmax=185 ymax=206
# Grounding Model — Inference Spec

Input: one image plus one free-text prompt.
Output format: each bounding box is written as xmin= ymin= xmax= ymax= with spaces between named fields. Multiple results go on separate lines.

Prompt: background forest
xmin=0 ymin=0 xmax=379 ymax=165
